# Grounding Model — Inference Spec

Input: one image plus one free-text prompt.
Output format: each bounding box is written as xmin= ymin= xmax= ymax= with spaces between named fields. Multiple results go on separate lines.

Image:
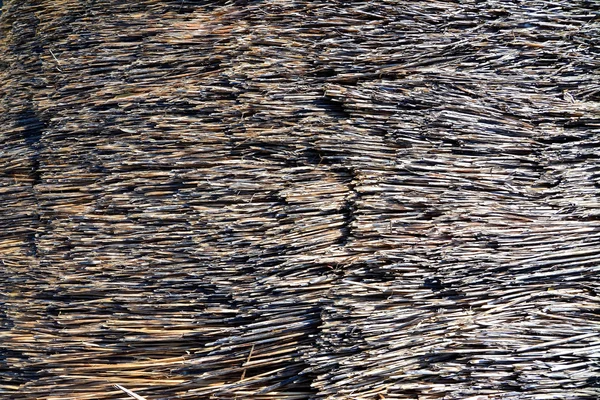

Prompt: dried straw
xmin=0 ymin=0 xmax=599 ymax=399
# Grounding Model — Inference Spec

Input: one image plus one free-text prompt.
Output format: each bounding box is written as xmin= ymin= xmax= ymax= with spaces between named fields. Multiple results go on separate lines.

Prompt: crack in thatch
xmin=16 ymin=109 xmax=44 ymax=257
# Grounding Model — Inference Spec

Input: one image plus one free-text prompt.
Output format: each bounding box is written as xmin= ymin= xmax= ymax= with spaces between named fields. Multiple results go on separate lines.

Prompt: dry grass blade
xmin=114 ymin=384 xmax=148 ymax=400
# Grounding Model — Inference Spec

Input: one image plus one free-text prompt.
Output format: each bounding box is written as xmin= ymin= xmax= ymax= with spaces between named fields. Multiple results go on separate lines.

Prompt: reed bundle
xmin=0 ymin=0 xmax=599 ymax=399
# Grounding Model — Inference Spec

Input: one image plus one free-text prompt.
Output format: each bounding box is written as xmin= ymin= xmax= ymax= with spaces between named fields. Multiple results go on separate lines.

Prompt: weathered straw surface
xmin=1 ymin=0 xmax=599 ymax=399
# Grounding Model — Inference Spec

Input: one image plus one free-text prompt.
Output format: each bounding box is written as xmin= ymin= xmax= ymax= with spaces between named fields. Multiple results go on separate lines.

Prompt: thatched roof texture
xmin=1 ymin=0 xmax=599 ymax=399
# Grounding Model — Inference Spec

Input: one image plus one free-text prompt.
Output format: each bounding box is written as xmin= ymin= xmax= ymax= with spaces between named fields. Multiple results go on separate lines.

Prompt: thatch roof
xmin=1 ymin=0 xmax=599 ymax=399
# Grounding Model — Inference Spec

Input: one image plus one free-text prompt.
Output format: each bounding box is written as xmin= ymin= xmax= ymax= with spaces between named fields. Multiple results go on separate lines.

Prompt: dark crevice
xmin=16 ymin=109 xmax=46 ymax=258
xmin=336 ymin=168 xmax=358 ymax=247
xmin=301 ymin=148 xmax=325 ymax=166
xmin=30 ymin=155 xmax=42 ymax=186
xmin=536 ymin=134 xmax=585 ymax=144
xmin=310 ymin=67 xmax=338 ymax=78
xmin=300 ymin=148 xmax=338 ymax=167
xmin=315 ymin=95 xmax=351 ymax=119
xmin=338 ymin=195 xmax=356 ymax=246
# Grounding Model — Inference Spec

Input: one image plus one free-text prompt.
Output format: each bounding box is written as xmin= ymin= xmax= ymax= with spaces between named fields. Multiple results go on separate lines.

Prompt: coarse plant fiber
xmin=0 ymin=0 xmax=599 ymax=399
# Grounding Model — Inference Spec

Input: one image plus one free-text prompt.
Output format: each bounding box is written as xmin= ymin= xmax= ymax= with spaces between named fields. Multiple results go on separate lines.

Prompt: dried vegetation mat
xmin=0 ymin=0 xmax=599 ymax=399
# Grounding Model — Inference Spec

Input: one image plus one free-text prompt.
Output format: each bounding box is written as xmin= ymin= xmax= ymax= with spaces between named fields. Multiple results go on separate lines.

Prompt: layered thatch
xmin=1 ymin=0 xmax=599 ymax=399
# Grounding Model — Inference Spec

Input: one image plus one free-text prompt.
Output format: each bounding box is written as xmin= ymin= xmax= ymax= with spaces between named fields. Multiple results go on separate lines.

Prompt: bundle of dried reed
xmin=1 ymin=0 xmax=598 ymax=399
